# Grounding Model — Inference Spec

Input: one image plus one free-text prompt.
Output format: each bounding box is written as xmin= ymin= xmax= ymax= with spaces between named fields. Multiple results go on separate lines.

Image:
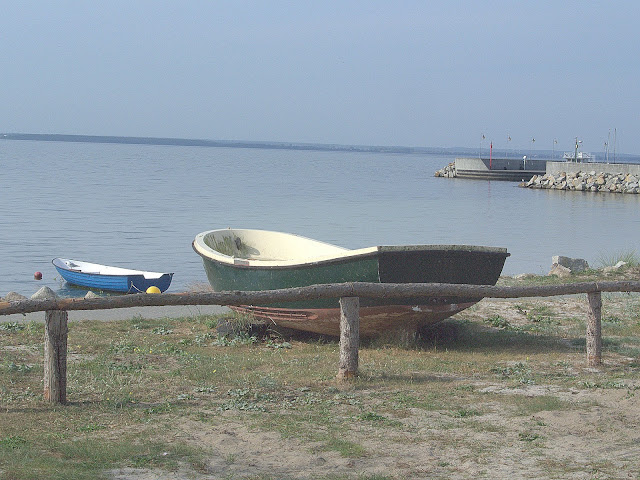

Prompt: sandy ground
xmin=108 ymin=393 xmax=640 ymax=480
xmin=106 ymin=379 xmax=640 ymax=480
xmin=105 ymin=295 xmax=639 ymax=480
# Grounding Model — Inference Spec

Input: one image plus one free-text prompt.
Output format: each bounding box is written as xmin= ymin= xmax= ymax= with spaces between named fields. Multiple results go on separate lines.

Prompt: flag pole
xmin=489 ymin=142 xmax=492 ymax=169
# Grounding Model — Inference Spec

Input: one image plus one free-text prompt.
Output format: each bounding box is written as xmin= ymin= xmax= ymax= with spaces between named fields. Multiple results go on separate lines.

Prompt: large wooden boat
xmin=192 ymin=229 xmax=509 ymax=336
xmin=52 ymin=258 xmax=173 ymax=293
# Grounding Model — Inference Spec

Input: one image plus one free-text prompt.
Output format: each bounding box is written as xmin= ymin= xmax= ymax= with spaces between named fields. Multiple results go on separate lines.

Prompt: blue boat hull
xmin=53 ymin=260 xmax=173 ymax=293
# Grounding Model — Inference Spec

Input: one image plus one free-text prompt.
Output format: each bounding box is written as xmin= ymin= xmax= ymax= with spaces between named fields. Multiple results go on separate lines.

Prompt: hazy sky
xmin=2 ymin=1 xmax=639 ymax=154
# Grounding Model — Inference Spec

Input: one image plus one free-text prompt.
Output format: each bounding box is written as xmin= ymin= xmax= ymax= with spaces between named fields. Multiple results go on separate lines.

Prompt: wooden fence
xmin=2 ymin=280 xmax=640 ymax=404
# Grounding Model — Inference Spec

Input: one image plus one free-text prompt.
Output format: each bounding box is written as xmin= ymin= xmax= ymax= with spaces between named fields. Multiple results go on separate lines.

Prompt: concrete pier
xmin=454 ymin=157 xmax=546 ymax=181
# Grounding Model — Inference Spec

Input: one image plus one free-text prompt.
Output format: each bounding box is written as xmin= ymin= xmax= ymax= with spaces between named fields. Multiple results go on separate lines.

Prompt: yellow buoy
xmin=146 ymin=286 xmax=161 ymax=294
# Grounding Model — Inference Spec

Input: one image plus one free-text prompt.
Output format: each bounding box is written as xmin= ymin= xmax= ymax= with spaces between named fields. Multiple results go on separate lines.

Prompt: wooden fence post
xmin=586 ymin=291 xmax=602 ymax=367
xmin=337 ymin=297 xmax=359 ymax=381
xmin=44 ymin=310 xmax=68 ymax=404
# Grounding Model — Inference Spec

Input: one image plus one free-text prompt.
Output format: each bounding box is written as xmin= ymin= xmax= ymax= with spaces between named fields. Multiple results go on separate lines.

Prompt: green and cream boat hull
xmin=193 ymin=229 xmax=509 ymax=336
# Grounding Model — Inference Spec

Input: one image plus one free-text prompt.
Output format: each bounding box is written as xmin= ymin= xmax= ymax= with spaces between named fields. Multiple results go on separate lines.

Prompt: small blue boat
xmin=52 ymin=258 xmax=173 ymax=293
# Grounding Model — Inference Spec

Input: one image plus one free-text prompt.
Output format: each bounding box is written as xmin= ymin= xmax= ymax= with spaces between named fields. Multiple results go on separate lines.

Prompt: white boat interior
xmin=193 ymin=228 xmax=379 ymax=267
xmin=53 ymin=258 xmax=167 ymax=279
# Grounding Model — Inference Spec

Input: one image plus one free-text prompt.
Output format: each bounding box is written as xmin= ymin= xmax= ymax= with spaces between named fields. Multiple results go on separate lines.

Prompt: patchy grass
xmin=1 ymin=294 xmax=639 ymax=479
xmin=596 ymin=248 xmax=640 ymax=268
xmin=499 ymin=263 xmax=640 ymax=285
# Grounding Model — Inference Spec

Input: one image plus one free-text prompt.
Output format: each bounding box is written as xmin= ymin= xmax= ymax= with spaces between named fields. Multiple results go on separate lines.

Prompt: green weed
xmin=486 ymin=315 xmax=511 ymax=329
xmin=0 ymin=322 xmax=25 ymax=332
xmin=597 ymin=248 xmax=639 ymax=268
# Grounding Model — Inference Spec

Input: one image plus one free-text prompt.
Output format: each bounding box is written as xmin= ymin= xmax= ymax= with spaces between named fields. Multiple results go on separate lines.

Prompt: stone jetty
xmin=521 ymin=170 xmax=640 ymax=194
xmin=434 ymin=162 xmax=456 ymax=177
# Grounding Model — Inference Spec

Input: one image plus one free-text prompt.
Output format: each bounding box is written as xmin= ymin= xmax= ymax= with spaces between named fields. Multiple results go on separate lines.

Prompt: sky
xmin=2 ymin=1 xmax=639 ymax=154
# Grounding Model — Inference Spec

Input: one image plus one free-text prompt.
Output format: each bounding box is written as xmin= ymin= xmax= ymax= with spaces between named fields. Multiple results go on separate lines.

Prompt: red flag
xmin=489 ymin=142 xmax=493 ymax=169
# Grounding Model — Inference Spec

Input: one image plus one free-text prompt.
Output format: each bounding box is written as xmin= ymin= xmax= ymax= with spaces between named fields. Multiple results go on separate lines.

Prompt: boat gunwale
xmin=193 ymin=229 xmax=510 ymax=269
xmin=193 ymin=243 xmax=381 ymax=270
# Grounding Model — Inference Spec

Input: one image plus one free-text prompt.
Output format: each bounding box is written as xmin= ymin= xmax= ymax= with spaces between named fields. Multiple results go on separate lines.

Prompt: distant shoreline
xmin=4 ymin=132 xmax=639 ymax=162
xmin=1 ymin=132 xmax=453 ymax=156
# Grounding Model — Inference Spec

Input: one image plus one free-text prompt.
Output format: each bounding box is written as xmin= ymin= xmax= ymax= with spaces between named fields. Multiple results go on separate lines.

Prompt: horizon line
xmin=2 ymin=132 xmax=638 ymax=158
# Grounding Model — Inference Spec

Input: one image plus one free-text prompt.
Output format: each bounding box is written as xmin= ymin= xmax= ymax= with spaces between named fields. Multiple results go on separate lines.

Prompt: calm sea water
xmin=2 ymin=139 xmax=639 ymax=297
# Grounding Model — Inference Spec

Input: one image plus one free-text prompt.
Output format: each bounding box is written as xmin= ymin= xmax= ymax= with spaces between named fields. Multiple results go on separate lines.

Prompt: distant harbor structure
xmin=435 ymin=157 xmax=640 ymax=194
xmin=447 ymin=157 xmax=547 ymax=181
xmin=439 ymin=136 xmax=612 ymax=180
xmin=563 ymin=151 xmax=594 ymax=162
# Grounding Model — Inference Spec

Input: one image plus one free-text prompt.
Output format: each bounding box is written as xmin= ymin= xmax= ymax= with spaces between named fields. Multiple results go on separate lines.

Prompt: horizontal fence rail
xmin=2 ymin=281 xmax=639 ymax=404
xmin=2 ymin=281 xmax=640 ymax=315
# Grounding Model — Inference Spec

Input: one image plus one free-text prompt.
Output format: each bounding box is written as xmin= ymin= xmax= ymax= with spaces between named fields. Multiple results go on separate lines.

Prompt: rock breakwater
xmin=521 ymin=170 xmax=640 ymax=194
xmin=434 ymin=162 xmax=456 ymax=177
